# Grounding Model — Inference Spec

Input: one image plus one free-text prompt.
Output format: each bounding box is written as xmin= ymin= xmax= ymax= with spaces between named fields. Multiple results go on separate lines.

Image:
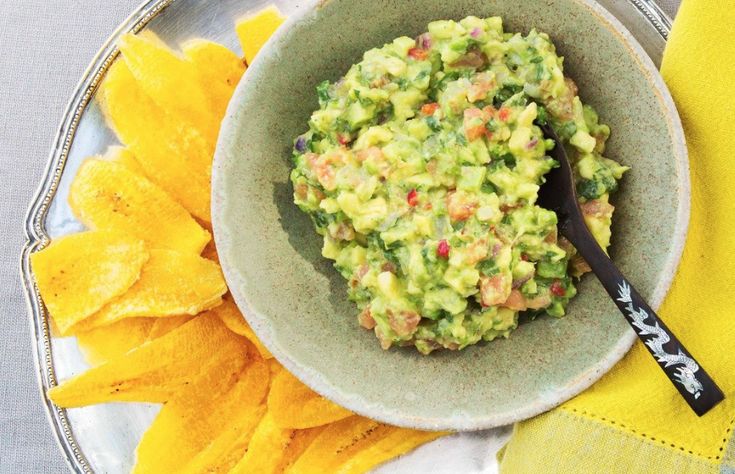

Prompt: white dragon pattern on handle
xmin=616 ymin=281 xmax=703 ymax=399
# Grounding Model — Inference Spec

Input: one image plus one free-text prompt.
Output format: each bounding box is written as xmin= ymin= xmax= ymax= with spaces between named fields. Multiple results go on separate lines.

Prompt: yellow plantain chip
xmin=98 ymin=59 xmax=211 ymax=221
xmin=180 ymin=406 xmax=266 ymax=474
xmin=288 ymin=416 xmax=447 ymax=474
xmin=76 ymin=317 xmax=156 ymax=366
xmin=103 ymin=145 xmax=146 ymax=175
xmin=75 ymin=249 xmax=227 ymax=332
xmin=286 ymin=416 xmax=386 ymax=474
xmin=182 ymin=39 xmax=246 ymax=122
xmin=215 ymin=298 xmax=273 ymax=359
xmin=229 ymin=412 xmax=295 ymax=474
xmin=134 ymin=359 xmax=270 ymax=474
xmin=49 ymin=312 xmax=249 ymax=407
xmin=276 ymin=426 xmax=326 ymax=473
xmin=180 ymin=405 xmax=266 ymax=474
xmin=334 ymin=428 xmax=447 ymax=474
xmin=118 ymin=33 xmax=219 ymax=144
xmin=30 ymin=231 xmax=148 ymax=336
xmin=147 ymin=315 xmax=194 ymax=340
xmin=69 ymin=159 xmax=211 ymax=255
xmin=268 ymin=367 xmax=353 ymax=429
xmin=236 ymin=5 xmax=285 ymax=64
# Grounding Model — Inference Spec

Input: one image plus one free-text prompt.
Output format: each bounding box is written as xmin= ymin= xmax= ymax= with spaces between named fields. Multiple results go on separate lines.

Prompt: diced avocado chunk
xmin=537 ymin=259 xmax=567 ymax=278
xmin=570 ymin=130 xmax=597 ymax=153
xmin=423 ymin=288 xmax=468 ymax=316
xmin=457 ymin=166 xmax=487 ymax=191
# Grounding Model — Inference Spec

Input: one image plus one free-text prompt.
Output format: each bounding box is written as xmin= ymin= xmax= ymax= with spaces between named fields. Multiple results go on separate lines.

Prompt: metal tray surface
xmin=20 ymin=1 xmax=671 ymax=472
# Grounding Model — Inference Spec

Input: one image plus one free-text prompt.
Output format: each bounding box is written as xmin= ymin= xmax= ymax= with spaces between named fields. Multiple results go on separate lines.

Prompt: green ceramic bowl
xmin=212 ymin=0 xmax=688 ymax=430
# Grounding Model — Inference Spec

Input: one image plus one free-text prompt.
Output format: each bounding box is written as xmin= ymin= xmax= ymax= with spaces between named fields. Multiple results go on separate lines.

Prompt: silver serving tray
xmin=20 ymin=1 xmax=672 ymax=472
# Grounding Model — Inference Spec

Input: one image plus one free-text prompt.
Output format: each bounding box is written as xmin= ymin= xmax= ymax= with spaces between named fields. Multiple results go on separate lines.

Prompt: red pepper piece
xmin=437 ymin=240 xmax=450 ymax=259
xmin=550 ymin=280 xmax=566 ymax=297
xmin=407 ymin=189 xmax=419 ymax=207
xmin=408 ymin=47 xmax=429 ymax=60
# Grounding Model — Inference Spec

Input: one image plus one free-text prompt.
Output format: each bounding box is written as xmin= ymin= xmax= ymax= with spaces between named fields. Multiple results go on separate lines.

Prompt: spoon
xmin=538 ymin=124 xmax=724 ymax=416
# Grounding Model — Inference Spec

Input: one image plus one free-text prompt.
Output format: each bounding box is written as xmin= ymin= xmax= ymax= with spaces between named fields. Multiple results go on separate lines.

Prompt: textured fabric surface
xmin=498 ymin=0 xmax=735 ymax=471
xmin=0 ymin=1 xmax=680 ymax=473
xmin=500 ymin=410 xmax=719 ymax=473
xmin=0 ymin=2 xmax=140 ymax=473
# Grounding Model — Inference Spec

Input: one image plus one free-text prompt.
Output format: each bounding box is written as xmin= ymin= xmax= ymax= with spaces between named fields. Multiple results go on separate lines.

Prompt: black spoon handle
xmin=562 ymin=218 xmax=724 ymax=416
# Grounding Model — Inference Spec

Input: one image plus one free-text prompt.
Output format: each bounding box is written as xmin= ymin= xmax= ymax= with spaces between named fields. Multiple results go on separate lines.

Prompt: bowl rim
xmin=213 ymin=0 xmax=690 ymax=431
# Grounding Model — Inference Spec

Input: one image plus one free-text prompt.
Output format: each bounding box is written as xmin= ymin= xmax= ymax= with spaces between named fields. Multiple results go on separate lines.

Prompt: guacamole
xmin=290 ymin=17 xmax=627 ymax=354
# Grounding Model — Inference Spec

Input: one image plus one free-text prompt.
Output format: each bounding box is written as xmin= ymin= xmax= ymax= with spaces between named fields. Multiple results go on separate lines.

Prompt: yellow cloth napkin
xmin=497 ymin=0 xmax=735 ymax=471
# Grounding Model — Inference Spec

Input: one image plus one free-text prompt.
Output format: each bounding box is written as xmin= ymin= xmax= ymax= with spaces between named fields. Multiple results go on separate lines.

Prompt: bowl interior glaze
xmin=212 ymin=0 xmax=688 ymax=430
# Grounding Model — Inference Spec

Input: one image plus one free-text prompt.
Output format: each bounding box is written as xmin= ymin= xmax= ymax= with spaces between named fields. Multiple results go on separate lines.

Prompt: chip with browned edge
xmin=286 ymin=416 xmax=383 ymax=474
xmin=30 ymin=231 xmax=148 ymax=336
xmin=229 ymin=412 xmax=295 ymax=474
xmin=70 ymin=159 xmax=210 ymax=255
xmin=286 ymin=416 xmax=444 ymax=473
xmin=332 ymin=426 xmax=446 ymax=474
xmin=276 ymin=426 xmax=326 ymax=473
xmin=48 ymin=312 xmax=249 ymax=407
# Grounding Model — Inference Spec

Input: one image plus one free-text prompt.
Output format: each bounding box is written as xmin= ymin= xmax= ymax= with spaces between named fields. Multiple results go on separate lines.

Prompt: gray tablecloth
xmin=0 ymin=1 xmax=680 ymax=472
